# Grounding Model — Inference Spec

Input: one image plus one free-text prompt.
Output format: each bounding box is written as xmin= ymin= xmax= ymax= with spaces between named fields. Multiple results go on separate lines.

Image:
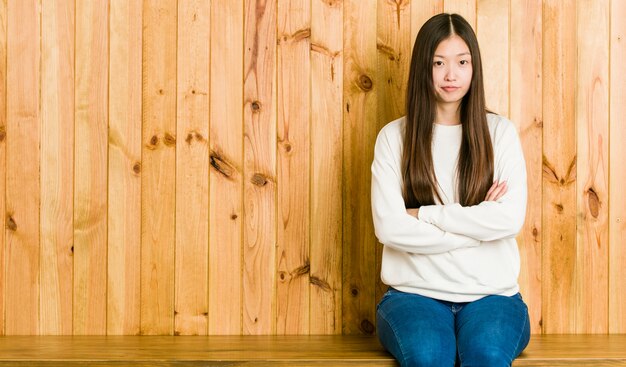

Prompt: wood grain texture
xmin=3 ymin=0 xmax=626 ymax=337
xmin=410 ymin=0 xmax=443 ymax=47
xmin=443 ymin=0 xmax=476 ymax=29
xmin=141 ymin=0 xmax=177 ymax=335
xmin=575 ymin=0 xmax=609 ymax=334
xmin=0 ymin=0 xmax=6 ymax=336
xmin=276 ymin=0 xmax=311 ymax=335
xmin=343 ymin=0 xmax=377 ymax=335
xmin=5 ymin=0 xmax=40 ymax=335
xmin=377 ymin=0 xmax=410 ymax=126
xmin=0 ymin=336 xmax=395 ymax=365
xmin=208 ymin=0 xmax=243 ymax=335
xmin=609 ymin=0 xmax=626 ymax=334
xmin=175 ymin=0 xmax=210 ymax=336
xmin=108 ymin=0 xmax=142 ymax=336
xmin=375 ymin=0 xmax=411 ymax=308
xmin=477 ymin=0 xmax=509 ymax=116
xmin=542 ymin=0 xmax=577 ymax=333
xmin=41 ymin=0 xmax=74 ymax=335
xmin=510 ymin=0 xmax=542 ymax=334
xmin=74 ymin=0 xmax=109 ymax=335
xmin=243 ymin=0 xmax=278 ymax=335
xmin=0 ymin=335 xmax=625 ymax=366
xmin=310 ymin=0 xmax=343 ymax=335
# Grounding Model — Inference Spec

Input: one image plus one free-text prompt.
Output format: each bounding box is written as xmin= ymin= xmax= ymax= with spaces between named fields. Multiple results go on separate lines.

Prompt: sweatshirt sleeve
xmin=371 ymin=124 xmax=482 ymax=254
xmin=417 ymin=119 xmax=528 ymax=241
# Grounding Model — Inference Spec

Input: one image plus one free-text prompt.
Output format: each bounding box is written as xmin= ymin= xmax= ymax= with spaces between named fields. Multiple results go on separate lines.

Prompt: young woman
xmin=371 ymin=13 xmax=530 ymax=367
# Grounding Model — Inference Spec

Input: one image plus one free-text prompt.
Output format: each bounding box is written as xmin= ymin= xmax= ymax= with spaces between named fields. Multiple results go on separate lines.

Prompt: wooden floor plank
xmin=0 ymin=335 xmax=625 ymax=366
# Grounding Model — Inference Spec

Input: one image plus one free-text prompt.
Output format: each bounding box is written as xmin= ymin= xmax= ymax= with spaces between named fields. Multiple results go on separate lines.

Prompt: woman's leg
xmin=376 ymin=288 xmax=456 ymax=367
xmin=455 ymin=293 xmax=531 ymax=367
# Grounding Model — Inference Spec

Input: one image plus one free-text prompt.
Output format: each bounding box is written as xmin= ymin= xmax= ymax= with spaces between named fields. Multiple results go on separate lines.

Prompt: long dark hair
xmin=402 ymin=13 xmax=493 ymax=207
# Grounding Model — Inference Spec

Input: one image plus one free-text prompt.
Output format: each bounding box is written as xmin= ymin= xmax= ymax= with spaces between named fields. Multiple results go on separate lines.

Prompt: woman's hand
xmin=485 ymin=180 xmax=507 ymax=201
xmin=406 ymin=181 xmax=506 ymax=218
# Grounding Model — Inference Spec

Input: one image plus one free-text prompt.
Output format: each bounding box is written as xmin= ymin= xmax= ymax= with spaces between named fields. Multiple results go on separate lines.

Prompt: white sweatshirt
xmin=371 ymin=113 xmax=527 ymax=302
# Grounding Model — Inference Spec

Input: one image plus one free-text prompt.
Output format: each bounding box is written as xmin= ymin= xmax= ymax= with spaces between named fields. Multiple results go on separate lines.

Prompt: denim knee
xmin=378 ymin=312 xmax=454 ymax=367
xmin=460 ymin=347 xmax=511 ymax=367
xmin=377 ymin=312 xmax=455 ymax=367
xmin=376 ymin=296 xmax=455 ymax=367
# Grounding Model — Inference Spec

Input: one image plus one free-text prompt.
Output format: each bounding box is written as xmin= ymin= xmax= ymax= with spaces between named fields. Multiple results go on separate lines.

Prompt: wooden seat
xmin=0 ymin=334 xmax=624 ymax=366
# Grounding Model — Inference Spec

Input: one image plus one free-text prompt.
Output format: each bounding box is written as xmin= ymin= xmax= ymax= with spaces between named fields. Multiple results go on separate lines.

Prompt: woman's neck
xmin=435 ymin=102 xmax=462 ymax=125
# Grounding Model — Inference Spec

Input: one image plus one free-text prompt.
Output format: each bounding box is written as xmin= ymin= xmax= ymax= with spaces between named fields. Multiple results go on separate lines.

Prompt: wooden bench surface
xmin=0 ymin=334 xmax=624 ymax=366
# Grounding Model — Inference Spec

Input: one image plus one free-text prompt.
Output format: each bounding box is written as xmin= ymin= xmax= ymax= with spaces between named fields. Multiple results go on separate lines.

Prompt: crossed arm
xmin=371 ymin=120 xmax=527 ymax=254
xmin=407 ymin=180 xmax=508 ymax=218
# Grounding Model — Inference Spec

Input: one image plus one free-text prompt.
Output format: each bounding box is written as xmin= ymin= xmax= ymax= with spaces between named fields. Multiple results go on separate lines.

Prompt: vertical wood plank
xmin=375 ymin=0 xmax=411 ymax=316
xmin=0 ymin=0 xmax=9 ymax=336
xmin=510 ymin=0 xmax=542 ymax=334
xmin=208 ymin=0 xmax=243 ymax=335
xmin=276 ymin=0 xmax=310 ymax=335
xmin=377 ymin=0 xmax=410 ymax=128
xmin=477 ymin=0 xmax=509 ymax=115
xmin=5 ymin=0 xmax=40 ymax=335
xmin=411 ymin=0 xmax=443 ymax=47
xmin=542 ymin=0 xmax=577 ymax=334
xmin=74 ymin=0 xmax=109 ymax=335
xmin=343 ymin=0 xmax=377 ymax=335
xmin=40 ymin=0 xmax=74 ymax=335
xmin=609 ymin=0 xmax=626 ymax=334
xmin=243 ymin=0 xmax=277 ymax=335
xmin=443 ymin=0 xmax=476 ymax=29
xmin=141 ymin=0 xmax=177 ymax=335
xmin=310 ymin=0 xmax=343 ymax=335
xmin=108 ymin=0 xmax=142 ymax=335
xmin=575 ymin=0 xmax=609 ymax=334
xmin=175 ymin=0 xmax=209 ymax=336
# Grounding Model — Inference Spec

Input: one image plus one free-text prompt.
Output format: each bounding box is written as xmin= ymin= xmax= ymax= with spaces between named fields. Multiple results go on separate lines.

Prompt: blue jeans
xmin=376 ymin=288 xmax=530 ymax=367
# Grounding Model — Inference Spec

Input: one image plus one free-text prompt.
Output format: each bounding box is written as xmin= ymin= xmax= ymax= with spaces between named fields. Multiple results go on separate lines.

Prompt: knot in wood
xmin=132 ymin=162 xmax=141 ymax=174
xmin=251 ymin=173 xmax=268 ymax=186
xmin=358 ymin=74 xmax=373 ymax=91
xmin=210 ymin=152 xmax=235 ymax=179
xmin=163 ymin=133 xmax=176 ymax=147
xmin=148 ymin=135 xmax=159 ymax=149
xmin=251 ymin=101 xmax=261 ymax=112
xmin=360 ymin=319 xmax=375 ymax=335
xmin=6 ymin=215 xmax=17 ymax=231
xmin=555 ymin=203 xmax=564 ymax=213
xmin=587 ymin=187 xmax=600 ymax=218
xmin=310 ymin=276 xmax=332 ymax=293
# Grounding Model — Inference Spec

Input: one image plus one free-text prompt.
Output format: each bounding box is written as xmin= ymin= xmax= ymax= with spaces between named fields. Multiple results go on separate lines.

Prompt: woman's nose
xmin=445 ymin=67 xmax=456 ymax=81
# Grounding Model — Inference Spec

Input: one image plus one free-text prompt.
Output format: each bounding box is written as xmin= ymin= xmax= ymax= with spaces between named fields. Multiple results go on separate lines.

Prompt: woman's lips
xmin=441 ymin=86 xmax=459 ymax=92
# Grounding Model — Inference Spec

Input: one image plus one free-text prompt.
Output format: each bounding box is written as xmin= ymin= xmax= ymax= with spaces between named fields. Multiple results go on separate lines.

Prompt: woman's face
xmin=432 ymin=34 xmax=473 ymax=107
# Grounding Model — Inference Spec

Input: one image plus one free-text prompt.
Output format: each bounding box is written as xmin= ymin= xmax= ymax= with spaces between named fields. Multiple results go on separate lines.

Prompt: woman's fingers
xmin=485 ymin=180 xmax=499 ymax=199
xmin=485 ymin=180 xmax=507 ymax=201
xmin=493 ymin=181 xmax=507 ymax=200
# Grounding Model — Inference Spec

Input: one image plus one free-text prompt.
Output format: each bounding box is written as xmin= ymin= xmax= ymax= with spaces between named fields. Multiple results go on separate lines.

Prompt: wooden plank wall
xmin=0 ymin=0 xmax=624 ymax=335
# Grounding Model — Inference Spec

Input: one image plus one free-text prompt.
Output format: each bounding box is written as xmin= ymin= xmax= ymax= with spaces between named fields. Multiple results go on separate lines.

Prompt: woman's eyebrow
xmin=434 ymin=52 xmax=471 ymax=58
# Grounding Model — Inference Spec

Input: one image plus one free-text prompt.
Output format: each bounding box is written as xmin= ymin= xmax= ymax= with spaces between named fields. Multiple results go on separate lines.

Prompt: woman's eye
xmin=460 ymin=60 xmax=469 ymax=65
xmin=433 ymin=61 xmax=444 ymax=66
